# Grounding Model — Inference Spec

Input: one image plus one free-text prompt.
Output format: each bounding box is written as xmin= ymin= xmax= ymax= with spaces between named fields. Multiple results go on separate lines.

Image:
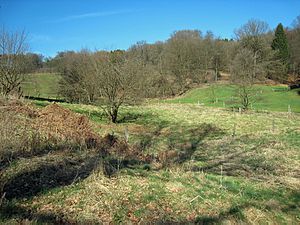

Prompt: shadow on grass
xmin=153 ymin=189 xmax=300 ymax=224
xmin=0 ymin=146 xmax=149 ymax=223
xmin=174 ymin=123 xmax=225 ymax=164
xmin=189 ymin=134 xmax=279 ymax=178
xmin=0 ymin=121 xmax=226 ymax=221
xmin=0 ymin=144 xmax=75 ymax=172
xmin=102 ymin=157 xmax=150 ymax=177
xmin=117 ymin=110 xmax=168 ymax=126
xmin=118 ymin=111 xmax=146 ymax=123
xmin=0 ymin=203 xmax=102 ymax=224
xmin=2 ymin=153 xmax=101 ymax=200
xmin=1 ymin=152 xmax=148 ymax=200
xmin=133 ymin=202 xmax=251 ymax=224
xmin=191 ymin=147 xmax=249 ymax=175
xmin=194 ymin=203 xmax=249 ymax=224
xmin=0 ymin=152 xmax=102 ymax=223
xmin=127 ymin=121 xmax=225 ymax=169
xmin=2 ymin=189 xmax=298 ymax=224
xmin=69 ymin=107 xmax=159 ymax=124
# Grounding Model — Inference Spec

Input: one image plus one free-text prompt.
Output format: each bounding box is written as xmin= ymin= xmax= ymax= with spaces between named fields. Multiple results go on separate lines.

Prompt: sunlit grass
xmin=165 ymin=84 xmax=300 ymax=112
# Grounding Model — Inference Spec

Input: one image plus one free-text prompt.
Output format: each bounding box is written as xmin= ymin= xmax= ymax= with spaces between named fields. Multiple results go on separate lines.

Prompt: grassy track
xmin=21 ymin=73 xmax=61 ymax=99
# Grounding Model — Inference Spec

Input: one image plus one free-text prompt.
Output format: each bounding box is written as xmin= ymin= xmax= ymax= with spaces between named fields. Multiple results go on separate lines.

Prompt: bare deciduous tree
xmin=0 ymin=27 xmax=28 ymax=96
xmin=164 ymin=30 xmax=204 ymax=92
xmin=94 ymin=50 xmax=142 ymax=123
xmin=235 ymin=19 xmax=270 ymax=82
xmin=235 ymin=19 xmax=269 ymax=40
xmin=59 ymin=50 xmax=98 ymax=103
xmin=288 ymin=15 xmax=300 ymax=79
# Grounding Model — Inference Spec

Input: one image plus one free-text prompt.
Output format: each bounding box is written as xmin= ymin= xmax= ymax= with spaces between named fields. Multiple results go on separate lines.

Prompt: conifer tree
xmin=271 ymin=23 xmax=290 ymax=66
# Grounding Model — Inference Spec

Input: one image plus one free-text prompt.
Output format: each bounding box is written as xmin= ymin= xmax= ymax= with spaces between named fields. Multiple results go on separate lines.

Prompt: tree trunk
xmin=253 ymin=51 xmax=258 ymax=83
xmin=110 ymin=106 xmax=119 ymax=123
xmin=242 ymin=87 xmax=249 ymax=110
xmin=215 ymin=60 xmax=218 ymax=82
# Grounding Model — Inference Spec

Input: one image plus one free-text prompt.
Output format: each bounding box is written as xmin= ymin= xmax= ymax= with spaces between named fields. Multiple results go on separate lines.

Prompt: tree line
xmin=1 ymin=17 xmax=300 ymax=122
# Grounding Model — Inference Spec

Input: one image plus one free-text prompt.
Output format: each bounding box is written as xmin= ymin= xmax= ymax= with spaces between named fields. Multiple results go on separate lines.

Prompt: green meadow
xmin=165 ymin=84 xmax=300 ymax=113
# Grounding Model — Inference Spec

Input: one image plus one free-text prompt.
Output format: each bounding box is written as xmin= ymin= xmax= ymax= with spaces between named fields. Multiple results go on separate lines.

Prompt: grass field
xmin=1 ymin=99 xmax=299 ymax=224
xmin=164 ymin=84 xmax=300 ymax=113
xmin=4 ymin=73 xmax=300 ymax=223
xmin=21 ymin=73 xmax=61 ymax=99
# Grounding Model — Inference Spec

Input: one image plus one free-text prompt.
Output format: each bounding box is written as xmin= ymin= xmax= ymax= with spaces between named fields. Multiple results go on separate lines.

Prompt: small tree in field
xmin=0 ymin=28 xmax=28 ymax=96
xmin=94 ymin=50 xmax=142 ymax=123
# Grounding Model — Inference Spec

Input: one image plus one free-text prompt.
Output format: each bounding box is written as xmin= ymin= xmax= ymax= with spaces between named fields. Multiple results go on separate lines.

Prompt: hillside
xmin=21 ymin=73 xmax=62 ymax=99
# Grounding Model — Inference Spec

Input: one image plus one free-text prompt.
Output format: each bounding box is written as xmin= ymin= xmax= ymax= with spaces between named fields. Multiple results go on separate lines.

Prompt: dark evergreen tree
xmin=271 ymin=23 xmax=290 ymax=66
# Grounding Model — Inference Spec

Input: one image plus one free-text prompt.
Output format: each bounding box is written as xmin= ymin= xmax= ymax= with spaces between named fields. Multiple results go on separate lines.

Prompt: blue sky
xmin=1 ymin=0 xmax=299 ymax=57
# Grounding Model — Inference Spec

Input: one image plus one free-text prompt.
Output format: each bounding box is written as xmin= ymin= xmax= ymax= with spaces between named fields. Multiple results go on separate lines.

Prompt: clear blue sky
xmin=1 ymin=0 xmax=299 ymax=57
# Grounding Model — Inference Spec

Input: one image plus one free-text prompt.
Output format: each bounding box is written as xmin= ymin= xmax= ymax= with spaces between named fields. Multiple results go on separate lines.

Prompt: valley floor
xmin=1 ymin=101 xmax=300 ymax=224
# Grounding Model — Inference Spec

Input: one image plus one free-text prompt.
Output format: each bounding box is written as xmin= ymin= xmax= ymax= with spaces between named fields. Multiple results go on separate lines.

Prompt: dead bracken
xmin=36 ymin=103 xmax=99 ymax=146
